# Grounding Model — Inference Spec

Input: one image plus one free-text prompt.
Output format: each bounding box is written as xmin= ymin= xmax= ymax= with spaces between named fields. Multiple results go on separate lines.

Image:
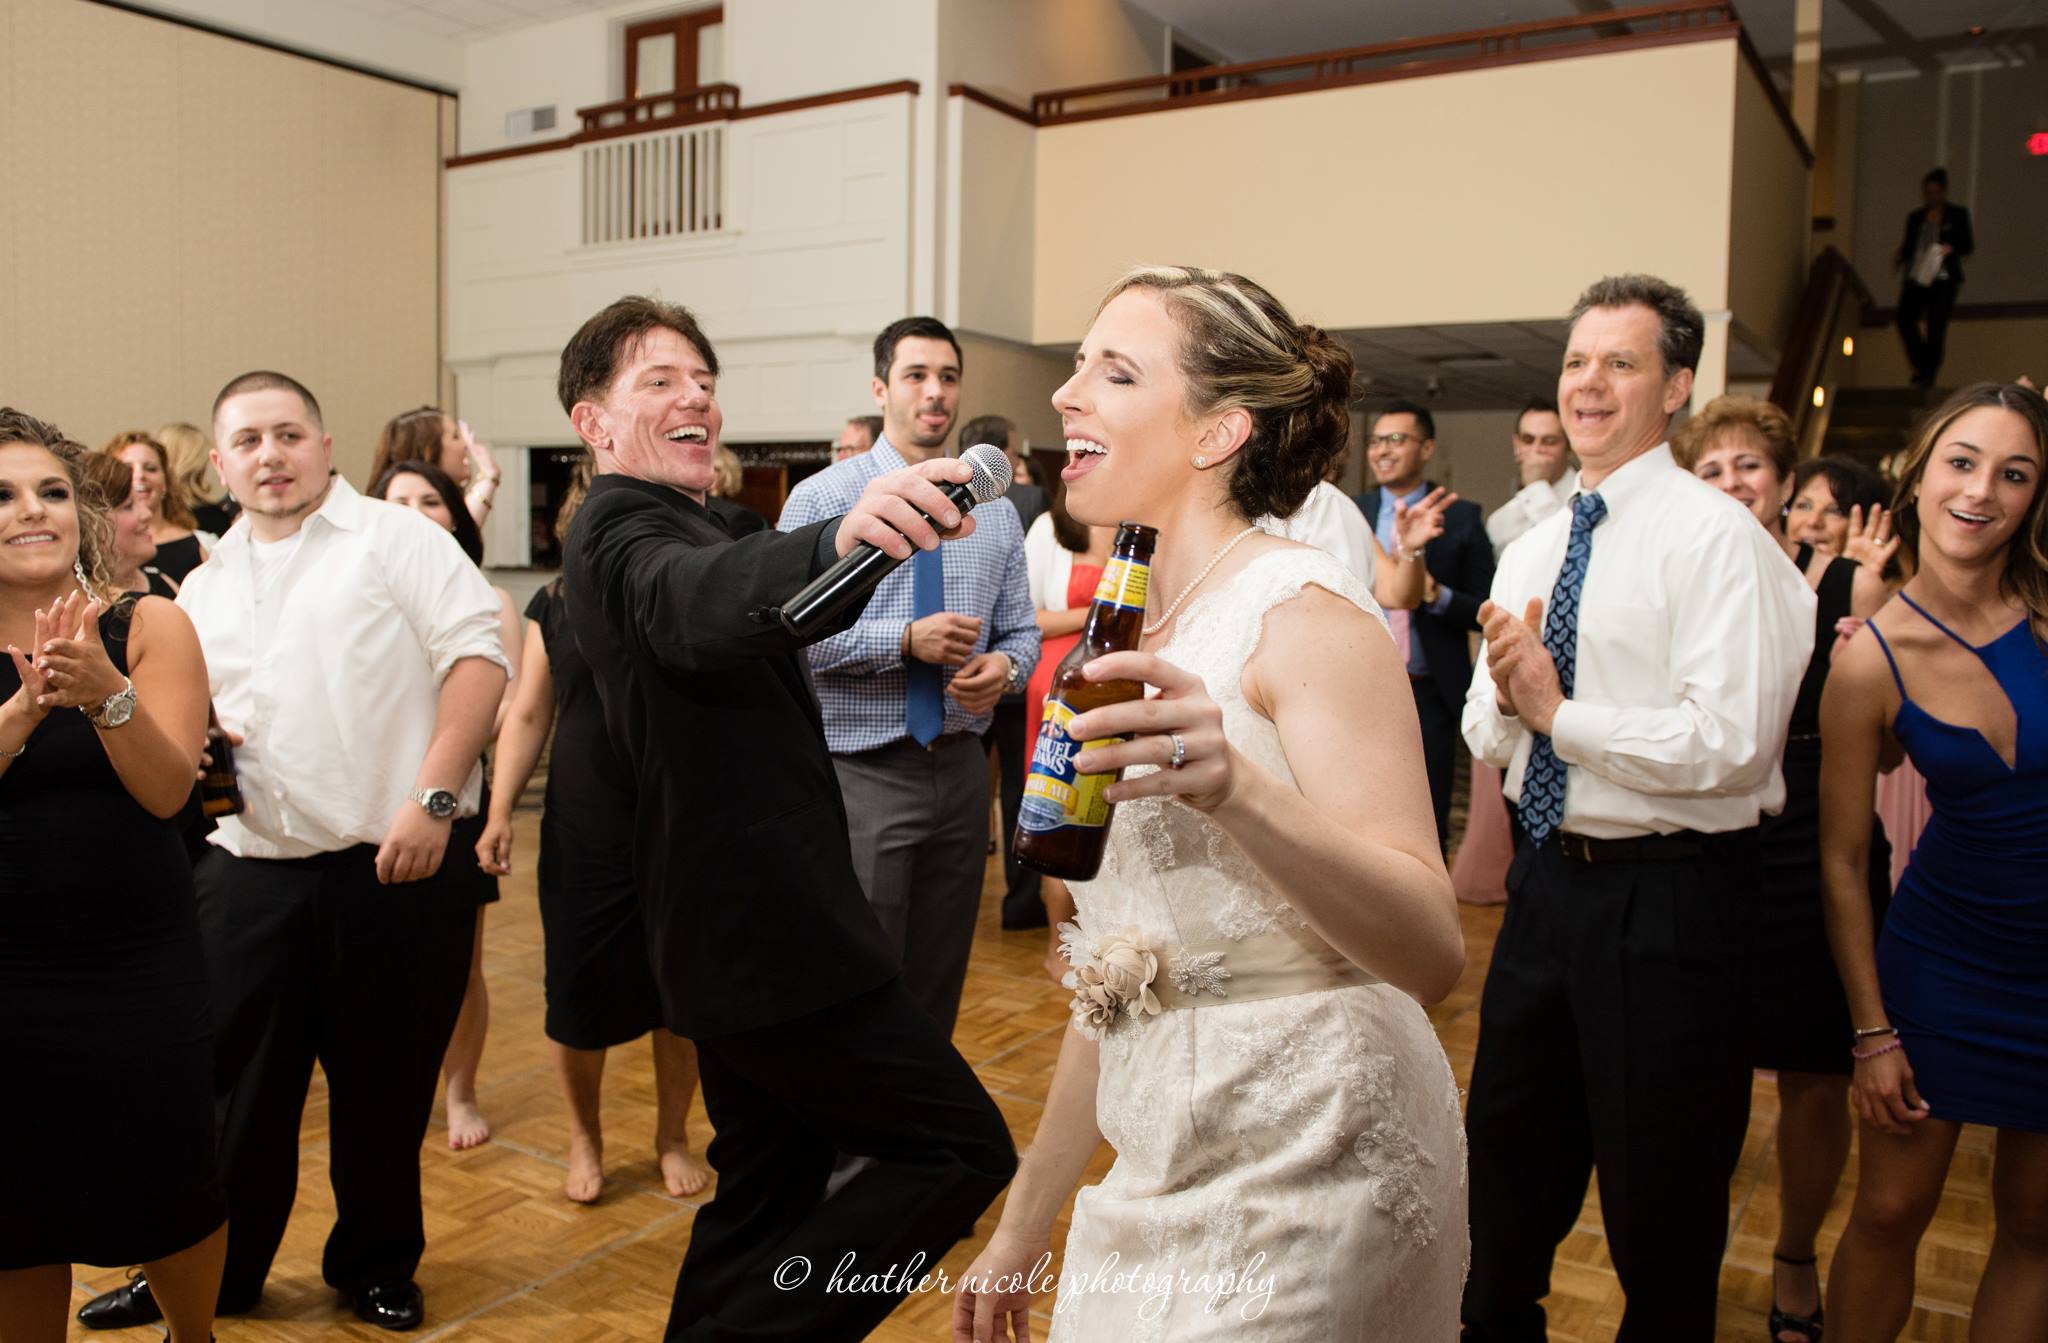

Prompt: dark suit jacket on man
xmin=564 ymin=474 xmax=898 ymax=1041
xmin=1895 ymin=204 xmax=1974 ymax=285
xmin=1354 ymin=483 xmax=1493 ymax=715
xmin=1004 ymin=481 xmax=1047 ymax=538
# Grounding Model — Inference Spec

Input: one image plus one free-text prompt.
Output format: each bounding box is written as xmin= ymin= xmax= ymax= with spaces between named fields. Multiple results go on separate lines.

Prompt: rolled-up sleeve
xmin=385 ymin=516 xmax=508 ymax=681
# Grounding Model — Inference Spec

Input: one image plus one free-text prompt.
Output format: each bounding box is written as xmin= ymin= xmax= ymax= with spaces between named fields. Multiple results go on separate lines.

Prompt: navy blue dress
xmin=1868 ymin=595 xmax=2048 ymax=1132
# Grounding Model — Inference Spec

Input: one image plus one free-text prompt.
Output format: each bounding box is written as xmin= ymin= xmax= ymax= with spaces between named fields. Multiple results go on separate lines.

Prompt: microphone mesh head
xmin=959 ymin=443 xmax=1014 ymax=505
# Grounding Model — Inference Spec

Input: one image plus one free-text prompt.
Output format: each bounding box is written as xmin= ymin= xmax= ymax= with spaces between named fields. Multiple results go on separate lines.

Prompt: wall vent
xmin=504 ymin=105 xmax=558 ymax=139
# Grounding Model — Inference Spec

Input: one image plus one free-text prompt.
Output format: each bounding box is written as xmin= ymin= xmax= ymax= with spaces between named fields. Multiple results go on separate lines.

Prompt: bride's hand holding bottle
xmin=1068 ymin=652 xmax=1237 ymax=813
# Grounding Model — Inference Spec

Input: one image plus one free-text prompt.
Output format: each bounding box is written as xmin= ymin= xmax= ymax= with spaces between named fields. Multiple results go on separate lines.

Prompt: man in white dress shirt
xmin=81 ymin=372 xmax=509 ymax=1334
xmin=1458 ymin=277 xmax=1814 ymax=1341
xmin=1484 ymin=396 xmax=1578 ymax=554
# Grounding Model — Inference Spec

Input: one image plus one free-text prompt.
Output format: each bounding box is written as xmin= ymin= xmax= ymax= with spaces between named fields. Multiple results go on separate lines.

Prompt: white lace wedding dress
xmin=1049 ymin=547 xmax=1468 ymax=1341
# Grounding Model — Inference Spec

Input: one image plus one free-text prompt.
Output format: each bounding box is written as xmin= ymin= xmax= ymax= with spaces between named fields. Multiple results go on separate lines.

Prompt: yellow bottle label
xmin=1019 ymin=699 xmax=1121 ymax=832
xmin=1091 ymin=557 xmax=1150 ymax=614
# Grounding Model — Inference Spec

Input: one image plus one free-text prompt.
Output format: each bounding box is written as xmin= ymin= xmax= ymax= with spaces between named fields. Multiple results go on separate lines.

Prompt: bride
xmin=953 ymin=265 xmax=1469 ymax=1342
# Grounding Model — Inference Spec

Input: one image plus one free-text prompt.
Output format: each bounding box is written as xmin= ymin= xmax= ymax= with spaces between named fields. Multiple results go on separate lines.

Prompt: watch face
xmin=423 ymin=790 xmax=458 ymax=819
xmin=94 ymin=687 xmax=137 ymax=728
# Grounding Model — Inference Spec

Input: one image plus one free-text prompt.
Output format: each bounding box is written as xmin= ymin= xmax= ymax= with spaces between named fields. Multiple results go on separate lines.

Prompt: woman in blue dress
xmin=1819 ymin=381 xmax=2048 ymax=1340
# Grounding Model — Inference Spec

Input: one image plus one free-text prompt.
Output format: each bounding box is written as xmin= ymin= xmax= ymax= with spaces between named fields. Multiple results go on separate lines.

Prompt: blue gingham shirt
xmin=778 ymin=437 xmax=1039 ymax=753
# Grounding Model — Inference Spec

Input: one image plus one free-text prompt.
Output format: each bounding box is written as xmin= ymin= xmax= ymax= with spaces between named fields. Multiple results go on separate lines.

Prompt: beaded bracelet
xmin=1851 ymin=1037 xmax=1904 ymax=1062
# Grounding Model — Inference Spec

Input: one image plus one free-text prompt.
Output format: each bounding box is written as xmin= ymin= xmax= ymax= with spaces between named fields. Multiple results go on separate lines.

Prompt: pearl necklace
xmin=1143 ymin=525 xmax=1263 ymax=637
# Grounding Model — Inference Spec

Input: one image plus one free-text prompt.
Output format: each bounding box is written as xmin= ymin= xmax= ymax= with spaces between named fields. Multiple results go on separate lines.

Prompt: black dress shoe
xmin=78 ymin=1272 xmax=162 ymax=1329
xmin=348 ymin=1280 xmax=425 ymax=1331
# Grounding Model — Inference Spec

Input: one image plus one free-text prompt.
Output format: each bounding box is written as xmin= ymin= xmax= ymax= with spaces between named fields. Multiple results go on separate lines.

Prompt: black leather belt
xmin=1553 ymin=830 xmax=1709 ymax=864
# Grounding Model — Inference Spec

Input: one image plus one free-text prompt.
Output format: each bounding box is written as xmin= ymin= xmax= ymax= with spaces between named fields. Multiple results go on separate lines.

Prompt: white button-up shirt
xmin=1485 ymin=470 xmax=1580 ymax=554
xmin=1461 ymin=444 xmax=1814 ymax=839
xmin=1259 ymin=480 xmax=1377 ymax=588
xmin=177 ymin=477 xmax=509 ymax=859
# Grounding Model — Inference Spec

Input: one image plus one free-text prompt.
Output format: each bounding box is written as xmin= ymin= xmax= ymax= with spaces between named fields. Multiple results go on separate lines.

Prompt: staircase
xmin=1816 ymin=385 xmax=1951 ymax=469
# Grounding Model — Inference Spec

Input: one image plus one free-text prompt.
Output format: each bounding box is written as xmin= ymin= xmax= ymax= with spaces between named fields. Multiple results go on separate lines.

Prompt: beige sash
xmin=1151 ymin=926 xmax=1380 ymax=1011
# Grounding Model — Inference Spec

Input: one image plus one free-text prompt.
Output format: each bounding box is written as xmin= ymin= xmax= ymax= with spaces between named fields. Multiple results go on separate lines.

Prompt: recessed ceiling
xmin=316 ymin=0 xmax=629 ymax=40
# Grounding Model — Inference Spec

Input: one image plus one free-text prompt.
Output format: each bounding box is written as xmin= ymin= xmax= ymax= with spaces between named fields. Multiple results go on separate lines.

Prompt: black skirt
xmin=1749 ymin=740 xmax=1892 ymax=1075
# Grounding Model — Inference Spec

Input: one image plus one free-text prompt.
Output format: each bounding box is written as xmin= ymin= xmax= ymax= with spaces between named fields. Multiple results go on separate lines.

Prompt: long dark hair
xmin=369 ymin=460 xmax=484 ymax=566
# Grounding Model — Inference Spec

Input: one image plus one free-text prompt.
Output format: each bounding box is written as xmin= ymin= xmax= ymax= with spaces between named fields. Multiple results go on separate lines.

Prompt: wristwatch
xmin=87 ymin=678 xmax=137 ymax=730
xmin=999 ymin=652 xmax=1026 ymax=695
xmin=409 ymin=787 xmax=460 ymax=820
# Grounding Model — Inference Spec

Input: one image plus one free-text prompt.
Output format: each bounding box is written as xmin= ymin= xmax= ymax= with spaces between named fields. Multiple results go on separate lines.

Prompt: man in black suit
xmin=1893 ymin=166 xmax=1974 ymax=387
xmin=559 ymin=296 xmax=1015 ymax=1342
xmin=1354 ymin=399 xmax=1494 ymax=848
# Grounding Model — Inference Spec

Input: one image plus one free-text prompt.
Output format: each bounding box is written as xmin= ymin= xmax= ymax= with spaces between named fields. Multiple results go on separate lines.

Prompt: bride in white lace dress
xmin=955 ymin=267 xmax=1469 ymax=1342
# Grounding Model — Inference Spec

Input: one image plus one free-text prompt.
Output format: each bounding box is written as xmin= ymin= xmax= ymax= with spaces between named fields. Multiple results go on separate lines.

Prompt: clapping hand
xmin=1479 ymin=597 xmax=1563 ymax=732
xmin=459 ymin=420 xmax=502 ymax=489
xmin=1068 ymin=652 xmax=1235 ymax=812
xmin=1840 ymin=505 xmax=1899 ymax=573
xmin=1393 ymin=487 xmax=1457 ymax=556
xmin=24 ymin=592 xmax=126 ymax=712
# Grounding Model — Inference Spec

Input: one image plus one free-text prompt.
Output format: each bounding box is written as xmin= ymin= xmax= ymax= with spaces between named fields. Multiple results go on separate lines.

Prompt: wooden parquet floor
xmin=67 ymin=809 xmax=1993 ymax=1341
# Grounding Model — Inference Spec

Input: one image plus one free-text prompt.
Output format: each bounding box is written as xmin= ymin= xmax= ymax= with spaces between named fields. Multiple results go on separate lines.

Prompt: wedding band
xmin=1167 ymin=731 xmax=1188 ymax=770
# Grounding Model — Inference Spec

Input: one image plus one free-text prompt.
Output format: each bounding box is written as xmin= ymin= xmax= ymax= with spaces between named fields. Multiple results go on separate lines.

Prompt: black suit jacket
xmin=1895 ymin=204 xmax=1973 ymax=286
xmin=1354 ymin=483 xmax=1494 ymax=715
xmin=564 ymin=475 xmax=897 ymax=1040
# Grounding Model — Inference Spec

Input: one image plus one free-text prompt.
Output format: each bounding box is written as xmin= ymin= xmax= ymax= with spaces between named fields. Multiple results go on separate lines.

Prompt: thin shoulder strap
xmin=1865 ymin=620 xmax=1907 ymax=699
xmin=1896 ymin=590 xmax=1976 ymax=653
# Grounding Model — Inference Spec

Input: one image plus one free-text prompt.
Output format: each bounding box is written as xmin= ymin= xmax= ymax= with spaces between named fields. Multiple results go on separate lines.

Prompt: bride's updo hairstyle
xmin=1101 ymin=265 xmax=1354 ymax=520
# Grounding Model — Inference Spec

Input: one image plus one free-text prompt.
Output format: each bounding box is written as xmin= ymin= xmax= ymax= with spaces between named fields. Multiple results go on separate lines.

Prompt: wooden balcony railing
xmin=1028 ymin=1 xmax=1751 ymax=125
xmin=577 ymin=83 xmax=740 ymax=136
xmin=1770 ymin=247 xmax=1877 ymax=459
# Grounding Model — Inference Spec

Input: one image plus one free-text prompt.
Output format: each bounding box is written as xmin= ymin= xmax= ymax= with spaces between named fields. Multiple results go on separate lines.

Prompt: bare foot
xmin=564 ymin=1136 xmax=604 ymax=1204
xmin=446 ymin=1098 xmax=491 ymax=1150
xmin=658 ymin=1142 xmax=712 ymax=1198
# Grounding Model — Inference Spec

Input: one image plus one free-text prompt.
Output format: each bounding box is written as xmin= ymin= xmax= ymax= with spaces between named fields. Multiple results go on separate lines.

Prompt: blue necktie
xmin=906 ymin=544 xmax=945 ymax=746
xmin=1519 ymin=491 xmax=1607 ymax=843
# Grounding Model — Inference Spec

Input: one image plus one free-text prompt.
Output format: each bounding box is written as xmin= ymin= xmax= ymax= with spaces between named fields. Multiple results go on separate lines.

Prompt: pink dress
xmin=1452 ymin=762 xmax=1514 ymax=905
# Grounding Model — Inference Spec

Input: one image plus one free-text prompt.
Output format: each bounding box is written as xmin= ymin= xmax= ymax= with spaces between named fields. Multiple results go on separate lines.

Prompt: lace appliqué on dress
xmin=1350 ymin=1054 xmax=1441 ymax=1250
xmin=1167 ymin=950 xmax=1231 ymax=999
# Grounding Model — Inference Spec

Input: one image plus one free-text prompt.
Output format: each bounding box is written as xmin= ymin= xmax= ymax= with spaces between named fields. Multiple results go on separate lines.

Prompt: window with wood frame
xmin=626 ymin=7 xmax=724 ymax=100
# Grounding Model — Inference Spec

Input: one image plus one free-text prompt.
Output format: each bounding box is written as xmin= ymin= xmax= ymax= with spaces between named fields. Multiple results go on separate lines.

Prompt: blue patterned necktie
xmin=906 ymin=544 xmax=946 ymax=746
xmin=1519 ymin=491 xmax=1608 ymax=843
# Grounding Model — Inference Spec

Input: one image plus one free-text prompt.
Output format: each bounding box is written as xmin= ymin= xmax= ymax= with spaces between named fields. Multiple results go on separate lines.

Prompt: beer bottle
xmin=1015 ymin=522 xmax=1157 ymax=881
xmin=200 ymin=704 xmax=245 ymax=818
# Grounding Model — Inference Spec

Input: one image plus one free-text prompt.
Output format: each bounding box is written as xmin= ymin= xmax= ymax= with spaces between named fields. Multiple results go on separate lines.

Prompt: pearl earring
xmin=1193 ymin=454 xmax=1208 ymax=468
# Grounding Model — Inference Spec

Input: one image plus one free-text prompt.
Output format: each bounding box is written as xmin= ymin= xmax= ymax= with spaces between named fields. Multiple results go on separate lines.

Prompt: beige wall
xmin=1849 ymin=316 xmax=2048 ymax=390
xmin=0 ymin=0 xmax=445 ymax=488
xmin=957 ymin=333 xmax=1071 ymax=456
xmin=941 ymin=0 xmax=1165 ymax=108
xmin=1030 ymin=41 xmax=1746 ymax=344
xmin=1726 ymin=52 xmax=1811 ymax=358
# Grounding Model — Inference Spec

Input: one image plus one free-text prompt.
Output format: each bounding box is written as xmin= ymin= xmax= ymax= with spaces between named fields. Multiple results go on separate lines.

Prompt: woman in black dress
xmin=476 ymin=470 xmax=710 ymax=1204
xmin=78 ymin=454 xmax=178 ymax=599
xmin=0 ymin=409 xmax=224 ymax=1342
xmin=102 ymin=432 xmax=207 ymax=584
xmin=1677 ymin=397 xmax=1894 ymax=1343
xmin=369 ymin=460 xmax=522 ymax=1152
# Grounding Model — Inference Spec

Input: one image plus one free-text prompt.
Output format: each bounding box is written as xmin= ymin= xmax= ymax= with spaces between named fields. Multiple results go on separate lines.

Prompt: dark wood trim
xmin=1033 ymin=27 xmax=1736 ymax=127
xmin=948 ymin=84 xmax=1037 ymax=125
xmin=447 ymin=80 xmax=919 ymax=169
xmin=728 ymin=79 xmax=920 ymax=122
xmin=578 ymin=84 xmax=740 ymax=135
xmin=1733 ymin=25 xmax=1814 ymax=167
xmin=625 ymin=7 xmax=723 ymax=103
xmin=1031 ymin=0 xmax=1732 ymax=121
xmin=1864 ymin=300 xmax=2048 ymax=324
xmin=84 ymin=0 xmax=457 ymax=96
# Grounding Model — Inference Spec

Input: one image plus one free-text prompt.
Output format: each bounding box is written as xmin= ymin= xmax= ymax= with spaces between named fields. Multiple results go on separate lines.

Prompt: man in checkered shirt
xmin=778 ymin=316 xmax=1039 ymax=1035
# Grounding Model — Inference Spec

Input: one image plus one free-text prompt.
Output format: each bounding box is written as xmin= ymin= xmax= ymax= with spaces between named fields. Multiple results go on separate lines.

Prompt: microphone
xmin=777 ymin=442 xmax=1013 ymax=639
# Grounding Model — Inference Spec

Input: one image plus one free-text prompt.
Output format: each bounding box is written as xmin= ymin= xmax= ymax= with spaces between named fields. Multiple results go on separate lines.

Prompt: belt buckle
xmin=1557 ymin=832 xmax=1595 ymax=863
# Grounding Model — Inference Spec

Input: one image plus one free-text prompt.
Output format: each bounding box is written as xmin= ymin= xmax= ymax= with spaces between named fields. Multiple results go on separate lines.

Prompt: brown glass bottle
xmin=1015 ymin=522 xmax=1158 ymax=881
xmin=200 ymin=704 xmax=245 ymax=818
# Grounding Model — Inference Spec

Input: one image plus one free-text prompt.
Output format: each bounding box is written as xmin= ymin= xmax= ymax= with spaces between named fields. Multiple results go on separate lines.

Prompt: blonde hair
xmin=1098 ymin=265 xmax=1352 ymax=520
xmin=156 ymin=421 xmax=225 ymax=507
xmin=101 ymin=430 xmax=198 ymax=530
xmin=710 ymin=445 xmax=743 ymax=498
xmin=1670 ymin=395 xmax=1795 ymax=479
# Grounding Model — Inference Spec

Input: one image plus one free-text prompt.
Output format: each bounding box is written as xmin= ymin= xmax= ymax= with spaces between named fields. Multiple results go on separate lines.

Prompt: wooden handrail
xmin=446 ymin=79 xmax=919 ymax=169
xmin=1770 ymin=247 xmax=1876 ymax=457
xmin=577 ymin=83 xmax=739 ymax=134
xmin=1031 ymin=0 xmax=1734 ymax=121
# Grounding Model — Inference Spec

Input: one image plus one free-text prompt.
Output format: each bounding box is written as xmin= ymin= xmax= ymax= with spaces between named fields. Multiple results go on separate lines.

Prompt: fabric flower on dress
xmin=1057 ymin=921 xmax=1163 ymax=1038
